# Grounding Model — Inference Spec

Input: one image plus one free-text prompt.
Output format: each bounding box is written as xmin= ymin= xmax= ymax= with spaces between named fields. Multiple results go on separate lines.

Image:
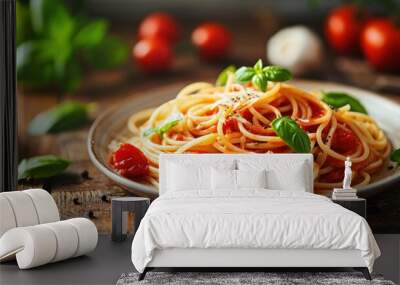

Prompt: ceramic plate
xmin=88 ymin=80 xmax=400 ymax=197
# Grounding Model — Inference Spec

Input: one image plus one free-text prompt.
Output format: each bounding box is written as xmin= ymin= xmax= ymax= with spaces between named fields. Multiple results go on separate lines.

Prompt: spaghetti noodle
xmin=111 ymin=75 xmax=391 ymax=194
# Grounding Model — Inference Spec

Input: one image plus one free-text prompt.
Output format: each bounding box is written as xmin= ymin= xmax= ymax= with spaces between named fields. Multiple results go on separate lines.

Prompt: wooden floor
xmin=1 ymin=235 xmax=398 ymax=284
xmin=0 ymin=235 xmax=134 ymax=285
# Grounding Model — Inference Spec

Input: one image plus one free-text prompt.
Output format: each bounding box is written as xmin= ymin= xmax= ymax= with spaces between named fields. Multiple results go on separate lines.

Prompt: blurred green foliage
xmin=28 ymin=101 xmax=94 ymax=135
xmin=16 ymin=0 xmax=130 ymax=92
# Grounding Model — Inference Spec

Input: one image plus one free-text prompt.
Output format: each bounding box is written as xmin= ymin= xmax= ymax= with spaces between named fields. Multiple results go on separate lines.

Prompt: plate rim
xmin=87 ymin=103 xmax=159 ymax=195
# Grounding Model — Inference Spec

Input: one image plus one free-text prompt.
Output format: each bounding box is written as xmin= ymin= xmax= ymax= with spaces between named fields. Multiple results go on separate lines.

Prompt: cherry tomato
xmin=331 ymin=127 xmax=359 ymax=153
xmin=133 ymin=38 xmax=173 ymax=73
xmin=325 ymin=5 xmax=367 ymax=54
xmin=110 ymin=143 xmax=149 ymax=179
xmin=138 ymin=12 xmax=180 ymax=44
xmin=222 ymin=117 xmax=239 ymax=133
xmin=192 ymin=22 xmax=232 ymax=60
xmin=361 ymin=18 xmax=400 ymax=71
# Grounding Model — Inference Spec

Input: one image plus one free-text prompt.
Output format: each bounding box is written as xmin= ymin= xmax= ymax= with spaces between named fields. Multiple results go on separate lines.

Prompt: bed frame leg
xmin=138 ymin=268 xmax=148 ymax=281
xmin=354 ymin=267 xmax=371 ymax=280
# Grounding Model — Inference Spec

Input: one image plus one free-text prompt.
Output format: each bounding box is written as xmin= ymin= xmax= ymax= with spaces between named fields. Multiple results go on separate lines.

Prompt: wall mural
xmin=12 ymin=0 xmax=400 ymax=234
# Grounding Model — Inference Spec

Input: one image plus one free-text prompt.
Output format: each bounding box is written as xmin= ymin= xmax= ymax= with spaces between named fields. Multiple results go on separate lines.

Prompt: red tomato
xmin=270 ymin=96 xmax=287 ymax=107
xmin=248 ymin=124 xmax=274 ymax=135
xmin=133 ymin=38 xmax=173 ymax=73
xmin=326 ymin=153 xmax=372 ymax=171
xmin=352 ymin=157 xmax=371 ymax=171
xmin=191 ymin=22 xmax=232 ymax=60
xmin=325 ymin=5 xmax=367 ymax=54
xmin=222 ymin=117 xmax=239 ymax=133
xmin=205 ymin=107 xmax=218 ymax=116
xmin=301 ymin=124 xmax=319 ymax=133
xmin=310 ymin=102 xmax=325 ymax=118
xmin=111 ymin=143 xmax=149 ymax=178
xmin=325 ymin=156 xmax=347 ymax=168
xmin=331 ymin=127 xmax=359 ymax=153
xmin=361 ymin=18 xmax=400 ymax=71
xmin=138 ymin=12 xmax=180 ymax=44
xmin=238 ymin=108 xmax=252 ymax=121
xmin=321 ymin=168 xmax=344 ymax=183
xmin=174 ymin=134 xmax=185 ymax=141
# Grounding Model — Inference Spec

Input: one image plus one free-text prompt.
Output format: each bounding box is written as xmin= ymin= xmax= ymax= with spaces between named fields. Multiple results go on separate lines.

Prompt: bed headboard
xmin=159 ymin=153 xmax=314 ymax=195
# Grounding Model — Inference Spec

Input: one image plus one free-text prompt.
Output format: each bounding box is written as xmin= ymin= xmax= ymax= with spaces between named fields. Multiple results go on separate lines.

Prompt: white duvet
xmin=131 ymin=190 xmax=380 ymax=273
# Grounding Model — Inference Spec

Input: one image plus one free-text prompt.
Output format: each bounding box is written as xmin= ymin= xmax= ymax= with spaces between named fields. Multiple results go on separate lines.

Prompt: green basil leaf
xmin=20 ymin=0 xmax=126 ymax=92
xmin=158 ymin=119 xmax=181 ymax=137
xmin=143 ymin=128 xmax=156 ymax=137
xmin=263 ymin=66 xmax=292 ymax=82
xmin=28 ymin=102 xmax=90 ymax=135
xmin=48 ymin=8 xmax=75 ymax=44
xmin=321 ymin=92 xmax=368 ymax=114
xmin=60 ymin=59 xmax=82 ymax=92
xmin=30 ymin=0 xmax=75 ymax=82
xmin=253 ymin=59 xmax=263 ymax=72
xmin=16 ymin=1 xmax=32 ymax=45
xmin=272 ymin=116 xmax=311 ymax=153
xmin=30 ymin=0 xmax=56 ymax=34
xmin=17 ymin=40 xmax=74 ymax=90
xmin=216 ymin=65 xmax=236 ymax=86
xmin=74 ymin=20 xmax=108 ymax=49
xmin=235 ymin=66 xmax=255 ymax=83
xmin=143 ymin=118 xmax=181 ymax=138
xmin=53 ymin=45 xmax=73 ymax=80
xmin=83 ymin=36 xmax=129 ymax=69
xmin=390 ymin=148 xmax=400 ymax=166
xmin=17 ymin=41 xmax=56 ymax=87
xmin=252 ymin=73 xmax=267 ymax=92
xmin=30 ymin=0 xmax=74 ymax=39
xmin=18 ymin=155 xmax=70 ymax=180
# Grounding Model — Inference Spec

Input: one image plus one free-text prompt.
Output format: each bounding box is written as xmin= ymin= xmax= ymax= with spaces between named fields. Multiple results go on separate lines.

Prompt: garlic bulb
xmin=267 ymin=26 xmax=323 ymax=76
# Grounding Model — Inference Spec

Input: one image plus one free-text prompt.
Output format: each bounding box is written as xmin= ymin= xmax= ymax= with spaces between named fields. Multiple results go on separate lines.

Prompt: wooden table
xmin=16 ymin=24 xmax=400 ymax=233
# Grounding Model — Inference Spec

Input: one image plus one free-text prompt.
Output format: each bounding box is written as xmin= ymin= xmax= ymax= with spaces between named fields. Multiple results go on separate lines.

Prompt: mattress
xmin=131 ymin=190 xmax=380 ymax=273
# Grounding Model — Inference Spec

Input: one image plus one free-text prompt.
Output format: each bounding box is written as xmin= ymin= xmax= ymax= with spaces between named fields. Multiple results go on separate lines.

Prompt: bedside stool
xmin=111 ymin=197 xmax=150 ymax=242
xmin=332 ymin=198 xmax=366 ymax=219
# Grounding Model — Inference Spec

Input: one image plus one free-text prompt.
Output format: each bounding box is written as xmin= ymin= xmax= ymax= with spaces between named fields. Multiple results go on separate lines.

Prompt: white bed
xmin=131 ymin=154 xmax=380 ymax=280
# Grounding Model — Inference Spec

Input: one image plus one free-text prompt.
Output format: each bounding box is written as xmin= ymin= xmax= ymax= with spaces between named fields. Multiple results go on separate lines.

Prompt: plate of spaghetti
xmin=88 ymin=61 xmax=400 ymax=197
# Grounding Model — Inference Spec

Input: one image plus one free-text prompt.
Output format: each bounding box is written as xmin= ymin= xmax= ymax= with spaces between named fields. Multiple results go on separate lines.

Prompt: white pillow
xmin=166 ymin=159 xmax=236 ymax=192
xmin=236 ymin=169 xmax=267 ymax=189
xmin=167 ymin=163 xmax=211 ymax=191
xmin=237 ymin=159 xmax=309 ymax=192
xmin=267 ymin=162 xmax=308 ymax=192
xmin=211 ymin=168 xmax=237 ymax=190
xmin=211 ymin=169 xmax=267 ymax=190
